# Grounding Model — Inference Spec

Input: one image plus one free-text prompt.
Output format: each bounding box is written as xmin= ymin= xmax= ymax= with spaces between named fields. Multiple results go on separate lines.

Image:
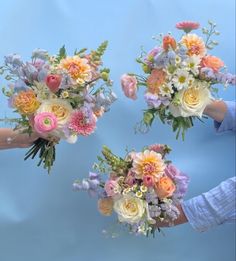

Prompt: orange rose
xmin=98 ymin=197 xmax=113 ymax=216
xmin=200 ymin=55 xmax=224 ymax=72
xmin=147 ymin=69 xmax=166 ymax=94
xmin=163 ymin=35 xmax=177 ymax=51
xmin=14 ymin=90 xmax=40 ymax=115
xmin=155 ymin=176 xmax=176 ymax=199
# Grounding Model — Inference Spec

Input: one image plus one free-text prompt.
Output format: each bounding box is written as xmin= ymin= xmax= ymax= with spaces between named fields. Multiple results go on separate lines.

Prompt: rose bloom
xmin=34 ymin=112 xmax=58 ymax=134
xmin=181 ymin=34 xmax=206 ymax=57
xmin=125 ymin=170 xmax=136 ymax=187
xmin=176 ymin=21 xmax=200 ymax=33
xmin=14 ymin=90 xmax=40 ymax=115
xmin=113 ymin=194 xmax=146 ymax=224
xmin=162 ymin=35 xmax=177 ymax=51
xmin=104 ymin=179 xmax=121 ymax=197
xmin=169 ymin=80 xmax=212 ymax=117
xmin=45 ymin=74 xmax=62 ymax=93
xmin=143 ymin=175 xmax=155 ymax=187
xmin=155 ymin=176 xmax=176 ymax=199
xmin=97 ymin=197 xmax=113 ymax=216
xmin=37 ymin=99 xmax=72 ymax=126
xmin=120 ymin=74 xmax=137 ymax=100
xmin=133 ymin=150 xmax=165 ymax=179
xmin=147 ymin=69 xmax=166 ymax=94
xmin=200 ymin=55 xmax=224 ymax=72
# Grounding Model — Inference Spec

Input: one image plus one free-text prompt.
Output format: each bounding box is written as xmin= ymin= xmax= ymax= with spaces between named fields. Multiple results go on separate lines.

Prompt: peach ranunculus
xmin=98 ymin=197 xmax=114 ymax=216
xmin=14 ymin=90 xmax=40 ymax=115
xmin=200 ymin=55 xmax=224 ymax=72
xmin=147 ymin=69 xmax=166 ymax=94
xmin=155 ymin=176 xmax=176 ymax=199
xmin=181 ymin=34 xmax=206 ymax=57
xmin=162 ymin=35 xmax=177 ymax=51
xmin=121 ymin=74 xmax=138 ymax=100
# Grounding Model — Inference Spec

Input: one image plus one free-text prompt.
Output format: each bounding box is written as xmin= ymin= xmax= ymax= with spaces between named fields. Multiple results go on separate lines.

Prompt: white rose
xmin=169 ymin=81 xmax=212 ymax=117
xmin=113 ymin=194 xmax=146 ymax=224
xmin=37 ymin=99 xmax=72 ymax=126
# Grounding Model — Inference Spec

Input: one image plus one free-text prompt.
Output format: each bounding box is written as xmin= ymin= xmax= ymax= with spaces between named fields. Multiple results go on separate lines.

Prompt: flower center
xmin=178 ymin=76 xmax=186 ymax=83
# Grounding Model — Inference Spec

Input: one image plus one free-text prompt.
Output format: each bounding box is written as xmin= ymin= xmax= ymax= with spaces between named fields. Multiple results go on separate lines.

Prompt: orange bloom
xmin=59 ymin=56 xmax=91 ymax=83
xmin=181 ymin=34 xmax=206 ymax=57
xmin=155 ymin=176 xmax=176 ymax=199
xmin=14 ymin=90 xmax=40 ymax=115
xmin=98 ymin=197 xmax=113 ymax=216
xmin=163 ymin=35 xmax=177 ymax=51
xmin=200 ymin=55 xmax=224 ymax=72
xmin=93 ymin=107 xmax=105 ymax=118
xmin=147 ymin=69 xmax=166 ymax=94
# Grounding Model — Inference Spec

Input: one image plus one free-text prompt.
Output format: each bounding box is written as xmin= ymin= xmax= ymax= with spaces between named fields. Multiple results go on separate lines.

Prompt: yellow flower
xmin=61 ymin=91 xmax=69 ymax=99
xmin=37 ymin=99 xmax=72 ymax=126
xmin=135 ymin=191 xmax=143 ymax=198
xmin=140 ymin=185 xmax=148 ymax=193
xmin=181 ymin=34 xmax=206 ymax=57
xmin=113 ymin=194 xmax=146 ymax=224
xmin=133 ymin=150 xmax=165 ymax=179
xmin=14 ymin=90 xmax=40 ymax=115
xmin=59 ymin=56 xmax=91 ymax=84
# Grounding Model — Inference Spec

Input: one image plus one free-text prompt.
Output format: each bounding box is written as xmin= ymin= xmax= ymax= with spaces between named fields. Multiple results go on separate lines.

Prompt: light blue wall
xmin=0 ymin=1 xmax=235 ymax=261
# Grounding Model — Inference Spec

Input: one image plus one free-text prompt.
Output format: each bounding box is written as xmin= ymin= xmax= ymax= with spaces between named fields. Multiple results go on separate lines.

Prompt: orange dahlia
xmin=132 ymin=150 xmax=165 ymax=179
xmin=181 ymin=34 xmax=206 ymax=57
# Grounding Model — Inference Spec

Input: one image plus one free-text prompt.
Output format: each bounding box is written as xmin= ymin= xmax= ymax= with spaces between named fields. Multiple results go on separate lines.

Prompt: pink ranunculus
xmin=176 ymin=21 xmax=200 ymax=33
xmin=104 ymin=179 xmax=120 ymax=197
xmin=34 ymin=112 xmax=58 ymax=134
xmin=120 ymin=74 xmax=137 ymax=100
xmin=143 ymin=175 xmax=155 ymax=187
xmin=45 ymin=74 xmax=62 ymax=93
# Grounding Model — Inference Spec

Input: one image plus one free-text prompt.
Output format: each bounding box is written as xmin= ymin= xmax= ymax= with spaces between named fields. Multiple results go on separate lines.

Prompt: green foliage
xmin=55 ymin=45 xmax=67 ymax=63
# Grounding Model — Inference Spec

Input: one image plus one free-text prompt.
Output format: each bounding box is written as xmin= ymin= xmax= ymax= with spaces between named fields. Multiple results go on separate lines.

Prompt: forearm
xmin=0 ymin=128 xmax=37 ymax=149
xmin=203 ymin=100 xmax=227 ymax=122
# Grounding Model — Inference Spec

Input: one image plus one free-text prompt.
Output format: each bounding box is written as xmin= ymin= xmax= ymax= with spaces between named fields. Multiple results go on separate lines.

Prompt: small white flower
xmin=173 ymin=69 xmax=193 ymax=90
xmin=160 ymin=83 xmax=174 ymax=97
xmin=184 ymin=55 xmax=201 ymax=75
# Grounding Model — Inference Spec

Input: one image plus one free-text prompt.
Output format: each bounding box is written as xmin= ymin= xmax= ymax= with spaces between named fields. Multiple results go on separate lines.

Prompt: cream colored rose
xmin=37 ymin=99 xmax=72 ymax=126
xmin=113 ymin=194 xmax=145 ymax=224
xmin=169 ymin=81 xmax=212 ymax=117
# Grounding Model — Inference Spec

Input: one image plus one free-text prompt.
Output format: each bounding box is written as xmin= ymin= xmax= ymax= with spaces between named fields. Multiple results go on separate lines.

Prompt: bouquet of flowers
xmin=0 ymin=42 xmax=116 ymax=173
xmin=121 ymin=21 xmax=236 ymax=139
xmin=73 ymin=144 xmax=189 ymax=237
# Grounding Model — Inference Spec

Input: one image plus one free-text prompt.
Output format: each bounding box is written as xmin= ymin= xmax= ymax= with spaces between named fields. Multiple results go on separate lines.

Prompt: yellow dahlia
xmin=181 ymin=34 xmax=206 ymax=57
xmin=59 ymin=56 xmax=91 ymax=84
xmin=132 ymin=150 xmax=165 ymax=179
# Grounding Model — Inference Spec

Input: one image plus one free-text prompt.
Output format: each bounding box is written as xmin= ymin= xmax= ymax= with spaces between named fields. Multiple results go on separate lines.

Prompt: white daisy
xmin=173 ymin=69 xmax=193 ymax=90
xmin=184 ymin=55 xmax=201 ymax=75
xmin=160 ymin=83 xmax=174 ymax=97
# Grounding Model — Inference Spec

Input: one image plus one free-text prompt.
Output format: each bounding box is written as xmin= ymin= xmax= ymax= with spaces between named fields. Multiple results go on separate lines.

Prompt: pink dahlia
xmin=69 ymin=109 xmax=97 ymax=136
xmin=176 ymin=21 xmax=200 ymax=33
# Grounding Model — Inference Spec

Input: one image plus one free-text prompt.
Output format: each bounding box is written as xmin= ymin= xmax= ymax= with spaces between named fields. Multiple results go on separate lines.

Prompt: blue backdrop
xmin=0 ymin=1 xmax=235 ymax=261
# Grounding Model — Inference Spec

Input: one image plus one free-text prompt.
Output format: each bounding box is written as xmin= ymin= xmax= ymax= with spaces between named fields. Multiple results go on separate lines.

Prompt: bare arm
xmin=0 ymin=128 xmax=39 ymax=149
xmin=203 ymin=100 xmax=227 ymax=122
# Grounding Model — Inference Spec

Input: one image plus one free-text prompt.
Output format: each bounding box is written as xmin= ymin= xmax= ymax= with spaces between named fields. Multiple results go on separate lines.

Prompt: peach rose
xmin=14 ymin=90 xmax=40 ymax=115
xmin=163 ymin=35 xmax=177 ymax=51
xmin=147 ymin=69 xmax=166 ymax=94
xmin=98 ymin=197 xmax=113 ymax=216
xmin=200 ymin=55 xmax=224 ymax=72
xmin=155 ymin=176 xmax=176 ymax=199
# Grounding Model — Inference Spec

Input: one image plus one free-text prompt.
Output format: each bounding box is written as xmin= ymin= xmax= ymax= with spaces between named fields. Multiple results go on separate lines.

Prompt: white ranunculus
xmin=113 ymin=194 xmax=146 ymax=224
xmin=169 ymin=81 xmax=212 ymax=117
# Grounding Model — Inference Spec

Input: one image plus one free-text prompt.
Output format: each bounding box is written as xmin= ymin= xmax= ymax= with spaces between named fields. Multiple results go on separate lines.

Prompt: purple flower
xmin=144 ymin=47 xmax=162 ymax=68
xmin=32 ymin=48 xmax=48 ymax=60
xmin=144 ymin=93 xmax=170 ymax=108
xmin=4 ymin=54 xmax=23 ymax=67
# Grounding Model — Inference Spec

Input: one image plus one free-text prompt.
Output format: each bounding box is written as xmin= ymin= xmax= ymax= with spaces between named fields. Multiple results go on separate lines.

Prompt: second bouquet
xmin=0 ymin=42 xmax=116 ymax=173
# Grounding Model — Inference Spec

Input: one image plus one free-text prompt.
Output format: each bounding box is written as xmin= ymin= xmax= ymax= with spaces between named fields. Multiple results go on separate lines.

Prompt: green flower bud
xmin=101 ymin=72 xmax=109 ymax=81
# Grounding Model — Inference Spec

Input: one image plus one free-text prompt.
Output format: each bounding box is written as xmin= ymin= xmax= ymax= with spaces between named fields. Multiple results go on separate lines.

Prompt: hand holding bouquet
xmin=74 ymin=144 xmax=189 ymax=237
xmin=0 ymin=42 xmax=116 ymax=173
xmin=121 ymin=21 xmax=236 ymax=139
